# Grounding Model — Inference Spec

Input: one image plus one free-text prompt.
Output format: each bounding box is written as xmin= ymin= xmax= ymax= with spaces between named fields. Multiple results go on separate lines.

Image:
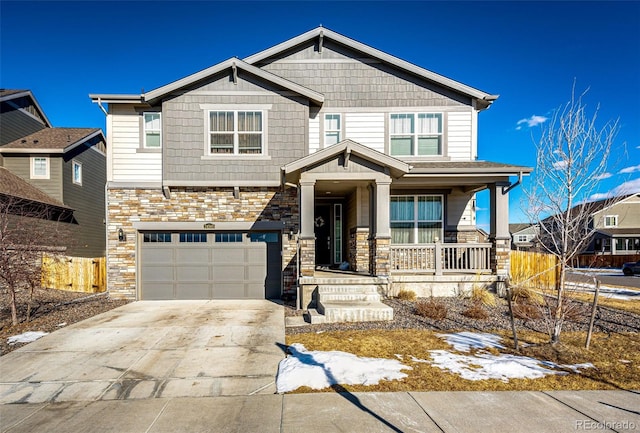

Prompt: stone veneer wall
xmin=107 ymin=187 xmax=298 ymax=299
xmin=299 ymin=238 xmax=315 ymax=277
xmin=348 ymin=227 xmax=370 ymax=273
xmin=369 ymin=237 xmax=391 ymax=277
xmin=491 ymin=237 xmax=511 ymax=277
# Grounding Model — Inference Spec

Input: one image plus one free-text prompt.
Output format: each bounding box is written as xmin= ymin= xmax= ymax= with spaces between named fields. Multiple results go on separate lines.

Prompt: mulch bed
xmin=285 ymin=297 xmax=640 ymax=336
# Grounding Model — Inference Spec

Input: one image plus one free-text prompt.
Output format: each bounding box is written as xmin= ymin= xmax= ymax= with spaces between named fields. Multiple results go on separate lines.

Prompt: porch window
xmin=209 ymin=111 xmax=263 ymax=155
xmin=390 ymin=113 xmax=442 ymax=156
xmin=324 ymin=114 xmax=341 ymax=146
xmin=143 ymin=113 xmax=161 ymax=148
xmin=390 ymin=195 xmax=443 ymax=243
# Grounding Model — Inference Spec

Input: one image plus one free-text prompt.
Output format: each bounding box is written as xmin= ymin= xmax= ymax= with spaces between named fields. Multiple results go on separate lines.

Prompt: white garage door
xmin=139 ymin=231 xmax=281 ymax=300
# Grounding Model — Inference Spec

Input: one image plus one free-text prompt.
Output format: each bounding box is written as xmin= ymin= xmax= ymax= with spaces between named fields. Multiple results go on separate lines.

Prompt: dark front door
xmin=314 ymin=204 xmax=332 ymax=265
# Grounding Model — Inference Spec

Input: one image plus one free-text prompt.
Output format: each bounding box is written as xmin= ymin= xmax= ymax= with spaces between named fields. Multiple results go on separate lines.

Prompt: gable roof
xmin=0 ymin=127 xmax=103 ymax=154
xmin=283 ymin=139 xmax=410 ymax=179
xmin=91 ymin=58 xmax=325 ymax=106
xmin=0 ymin=167 xmax=70 ymax=209
xmin=244 ymin=27 xmax=499 ymax=110
xmin=0 ymin=89 xmax=52 ymax=127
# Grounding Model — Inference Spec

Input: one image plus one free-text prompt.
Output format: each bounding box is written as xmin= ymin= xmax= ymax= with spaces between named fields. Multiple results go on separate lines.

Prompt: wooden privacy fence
xmin=41 ymin=253 xmax=106 ymax=293
xmin=510 ymin=250 xmax=558 ymax=290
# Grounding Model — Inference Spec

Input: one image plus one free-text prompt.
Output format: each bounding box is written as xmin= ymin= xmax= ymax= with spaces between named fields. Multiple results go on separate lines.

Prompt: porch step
xmin=317 ymin=300 xmax=394 ymax=323
xmin=317 ymin=285 xmax=382 ymax=302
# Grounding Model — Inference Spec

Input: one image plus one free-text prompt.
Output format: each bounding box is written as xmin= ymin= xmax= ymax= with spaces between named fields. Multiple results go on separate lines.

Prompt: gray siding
xmin=2 ymin=155 xmax=63 ymax=201
xmin=258 ymin=41 xmax=471 ymax=108
xmin=62 ymin=137 xmax=107 ymax=257
xmin=0 ymin=101 xmax=47 ymax=145
xmin=162 ymin=70 xmax=308 ymax=183
xmin=593 ymin=200 xmax=640 ymax=229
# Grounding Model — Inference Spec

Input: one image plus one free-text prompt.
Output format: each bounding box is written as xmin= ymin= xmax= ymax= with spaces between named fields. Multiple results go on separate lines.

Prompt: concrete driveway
xmin=0 ymin=300 xmax=285 ymax=404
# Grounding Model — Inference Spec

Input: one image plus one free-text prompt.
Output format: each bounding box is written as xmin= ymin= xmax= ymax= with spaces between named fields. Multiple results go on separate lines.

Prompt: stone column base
xmin=299 ymin=237 xmax=315 ymax=277
xmin=370 ymin=236 xmax=391 ymax=276
xmin=491 ymin=237 xmax=511 ymax=277
xmin=349 ymin=227 xmax=370 ymax=273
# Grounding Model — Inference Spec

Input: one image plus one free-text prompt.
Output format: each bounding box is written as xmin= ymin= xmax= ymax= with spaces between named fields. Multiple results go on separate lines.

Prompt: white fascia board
xmin=89 ymin=94 xmax=144 ymax=104
xmin=0 ymin=148 xmax=63 ymax=154
xmin=244 ymin=27 xmax=498 ymax=104
xmin=144 ymin=58 xmax=323 ymax=105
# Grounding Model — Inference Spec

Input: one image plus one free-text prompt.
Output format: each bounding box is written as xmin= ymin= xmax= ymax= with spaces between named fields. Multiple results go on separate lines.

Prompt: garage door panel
xmin=246 ymin=283 xmax=266 ymax=299
xmin=176 ymin=284 xmax=211 ymax=299
xmin=141 ymin=266 xmax=174 ymax=282
xmin=214 ymin=284 xmax=244 ymax=299
xmin=144 ymin=248 xmax=174 ymax=262
xmin=176 ymin=266 xmax=210 ymax=281
xmin=176 ymin=248 xmax=210 ymax=264
xmin=143 ymin=284 xmax=174 ymax=300
xmin=212 ymin=248 xmax=244 ymax=264
xmin=213 ymin=265 xmax=245 ymax=282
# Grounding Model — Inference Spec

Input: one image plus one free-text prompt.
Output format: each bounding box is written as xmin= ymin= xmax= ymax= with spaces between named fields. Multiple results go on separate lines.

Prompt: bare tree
xmin=524 ymin=85 xmax=623 ymax=344
xmin=0 ymin=194 xmax=71 ymax=325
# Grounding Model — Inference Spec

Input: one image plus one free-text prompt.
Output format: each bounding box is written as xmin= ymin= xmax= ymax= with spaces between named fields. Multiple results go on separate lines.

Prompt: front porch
xmin=283 ymin=140 xmax=527 ymax=320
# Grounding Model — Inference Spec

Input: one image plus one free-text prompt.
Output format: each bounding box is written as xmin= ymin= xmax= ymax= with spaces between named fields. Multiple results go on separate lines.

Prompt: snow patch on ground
xmin=425 ymin=332 xmax=594 ymax=382
xmin=276 ymin=343 xmax=411 ymax=393
xmin=7 ymin=331 xmax=48 ymax=345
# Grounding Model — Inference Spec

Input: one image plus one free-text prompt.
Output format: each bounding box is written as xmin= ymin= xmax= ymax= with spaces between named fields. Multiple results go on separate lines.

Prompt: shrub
xmin=415 ymin=299 xmax=447 ymax=319
xmin=462 ymin=304 xmax=489 ymax=320
xmin=396 ymin=289 xmax=417 ymax=301
xmin=471 ymin=286 xmax=496 ymax=307
xmin=510 ymin=286 xmax=544 ymax=305
xmin=512 ymin=302 xmax=543 ymax=320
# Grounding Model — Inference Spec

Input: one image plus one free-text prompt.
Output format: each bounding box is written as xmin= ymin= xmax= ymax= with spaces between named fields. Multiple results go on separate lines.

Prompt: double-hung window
xmin=390 ymin=195 xmax=443 ymax=243
xmin=604 ymin=215 xmax=618 ymax=228
xmin=209 ymin=111 xmax=263 ymax=155
xmin=390 ymin=113 xmax=442 ymax=156
xmin=30 ymin=156 xmax=49 ymax=179
xmin=324 ymin=114 xmax=341 ymax=146
xmin=143 ymin=113 xmax=161 ymax=148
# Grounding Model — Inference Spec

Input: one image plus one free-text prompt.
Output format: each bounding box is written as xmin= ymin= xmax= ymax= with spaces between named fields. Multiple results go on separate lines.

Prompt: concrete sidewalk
xmin=2 ymin=390 xmax=639 ymax=433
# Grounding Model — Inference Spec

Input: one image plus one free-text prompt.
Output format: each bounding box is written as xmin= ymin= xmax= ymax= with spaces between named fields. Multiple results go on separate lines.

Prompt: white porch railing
xmin=390 ymin=243 xmax=492 ymax=274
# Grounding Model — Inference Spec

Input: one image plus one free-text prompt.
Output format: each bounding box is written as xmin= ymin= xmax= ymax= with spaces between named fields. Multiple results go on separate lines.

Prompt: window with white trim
xmin=30 ymin=156 xmax=50 ymax=179
xmin=516 ymin=235 xmax=529 ymax=243
xmin=209 ymin=111 xmax=263 ymax=155
xmin=143 ymin=113 xmax=161 ymax=148
xmin=604 ymin=215 xmax=618 ymax=227
xmin=72 ymin=160 xmax=82 ymax=185
xmin=390 ymin=113 xmax=442 ymax=156
xmin=390 ymin=195 xmax=443 ymax=243
xmin=324 ymin=114 xmax=341 ymax=146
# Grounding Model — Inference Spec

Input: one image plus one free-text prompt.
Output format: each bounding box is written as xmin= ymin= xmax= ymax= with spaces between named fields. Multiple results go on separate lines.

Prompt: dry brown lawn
xmin=285 ymin=329 xmax=640 ymax=393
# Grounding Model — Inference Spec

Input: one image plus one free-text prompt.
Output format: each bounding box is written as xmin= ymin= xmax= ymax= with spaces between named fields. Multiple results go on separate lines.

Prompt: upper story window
xmin=143 ymin=113 xmax=161 ymax=148
xmin=390 ymin=113 xmax=442 ymax=157
xmin=209 ymin=111 xmax=263 ymax=155
xmin=516 ymin=235 xmax=529 ymax=243
xmin=324 ymin=114 xmax=341 ymax=146
xmin=604 ymin=215 xmax=618 ymax=227
xmin=72 ymin=160 xmax=82 ymax=185
xmin=390 ymin=195 xmax=443 ymax=244
xmin=30 ymin=156 xmax=50 ymax=179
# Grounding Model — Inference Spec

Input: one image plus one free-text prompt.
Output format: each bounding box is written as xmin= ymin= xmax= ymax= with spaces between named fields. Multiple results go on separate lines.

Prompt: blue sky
xmin=1 ymin=1 xmax=639 ymax=228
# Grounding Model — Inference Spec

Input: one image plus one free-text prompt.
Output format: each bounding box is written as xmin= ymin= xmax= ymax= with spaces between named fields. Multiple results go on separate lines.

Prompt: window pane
xmin=390 ymin=114 xmax=414 ymax=134
xmin=391 ymin=197 xmax=414 ymax=221
xmin=73 ymin=162 xmax=82 ymax=183
xmin=211 ymin=133 xmax=234 ymax=153
xmin=180 ymin=233 xmax=207 ymax=243
xmin=250 ymin=232 xmax=278 ymax=243
xmin=390 ymin=136 xmax=413 ymax=155
xmin=143 ymin=232 xmax=171 ymax=243
xmin=215 ymin=232 xmax=243 ymax=243
xmin=238 ymin=111 xmax=261 ymax=132
xmin=146 ymin=132 xmax=161 ymax=148
xmin=210 ymin=112 xmax=234 ymax=132
xmin=238 ymin=134 xmax=262 ymax=154
xmin=325 ymin=131 xmax=340 ymax=146
xmin=391 ymin=223 xmax=413 ymax=243
xmin=418 ymin=196 xmax=442 ymax=221
xmin=325 ymin=114 xmax=340 ymax=130
xmin=417 ymin=113 xmax=442 ymax=134
xmin=144 ymin=113 xmax=160 ymax=130
xmin=417 ymin=136 xmax=441 ymax=155
xmin=33 ymin=158 xmax=47 ymax=176
xmin=418 ymin=223 xmax=441 ymax=243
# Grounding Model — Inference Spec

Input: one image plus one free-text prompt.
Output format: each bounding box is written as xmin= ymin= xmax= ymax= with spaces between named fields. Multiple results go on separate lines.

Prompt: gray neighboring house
xmin=583 ymin=193 xmax=640 ymax=256
xmin=510 ymin=223 xmax=539 ymax=251
xmin=91 ymin=27 xmax=532 ymax=315
xmin=0 ymin=89 xmax=107 ymax=257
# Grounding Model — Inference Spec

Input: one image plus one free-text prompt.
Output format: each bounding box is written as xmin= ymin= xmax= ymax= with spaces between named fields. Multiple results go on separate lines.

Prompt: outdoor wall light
xmin=118 ymin=228 xmax=125 ymax=242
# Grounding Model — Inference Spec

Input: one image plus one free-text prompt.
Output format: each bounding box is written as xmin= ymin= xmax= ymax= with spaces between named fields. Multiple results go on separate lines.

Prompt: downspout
xmin=96 ymin=98 xmax=108 ymax=116
xmin=502 ymin=171 xmax=523 ymax=195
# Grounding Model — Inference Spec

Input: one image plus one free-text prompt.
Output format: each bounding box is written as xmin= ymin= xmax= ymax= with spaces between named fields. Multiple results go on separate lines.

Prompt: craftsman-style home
xmin=91 ymin=28 xmax=531 ymax=322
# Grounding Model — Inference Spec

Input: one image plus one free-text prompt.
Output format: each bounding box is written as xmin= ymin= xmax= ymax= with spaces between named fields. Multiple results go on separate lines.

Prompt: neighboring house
xmin=510 ymin=223 xmax=539 ymax=251
xmin=90 ymin=27 xmax=532 ymax=311
xmin=0 ymin=89 xmax=107 ymax=257
xmin=584 ymin=193 xmax=640 ymax=256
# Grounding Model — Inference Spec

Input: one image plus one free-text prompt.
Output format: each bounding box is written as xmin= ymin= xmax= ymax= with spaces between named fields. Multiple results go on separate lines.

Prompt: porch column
xmin=370 ymin=179 xmax=391 ymax=277
xmin=489 ymin=182 xmax=511 ymax=277
xmin=299 ymin=179 xmax=316 ymax=277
